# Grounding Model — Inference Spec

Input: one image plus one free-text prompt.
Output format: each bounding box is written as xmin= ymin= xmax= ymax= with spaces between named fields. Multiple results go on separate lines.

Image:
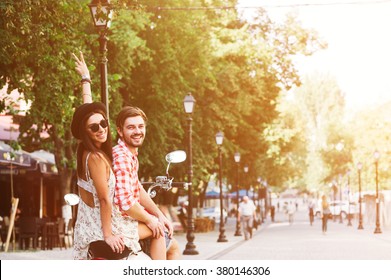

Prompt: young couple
xmin=71 ymin=52 xmax=178 ymax=260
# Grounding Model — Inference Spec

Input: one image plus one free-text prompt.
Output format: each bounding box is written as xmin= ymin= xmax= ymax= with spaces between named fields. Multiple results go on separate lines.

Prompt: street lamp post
xmin=357 ymin=162 xmax=364 ymax=230
xmin=335 ymin=142 xmax=344 ymax=223
xmin=183 ymin=93 xmax=199 ymax=255
xmin=262 ymin=179 xmax=268 ymax=222
xmin=257 ymin=177 xmax=262 ymax=208
xmin=339 ymin=174 xmax=343 ymax=223
xmin=244 ymin=165 xmax=249 ymax=196
xmin=88 ymin=0 xmax=113 ymax=118
xmin=216 ymin=132 xmax=228 ymax=242
xmin=347 ymin=170 xmax=352 ymax=226
xmin=234 ymin=152 xmax=242 ymax=236
xmin=374 ymin=150 xmax=382 ymax=234
xmin=332 ymin=181 xmax=337 ymax=222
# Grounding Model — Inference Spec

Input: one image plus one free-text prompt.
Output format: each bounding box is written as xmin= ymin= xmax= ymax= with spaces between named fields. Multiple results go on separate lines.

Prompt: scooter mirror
xmin=165 ymin=150 xmax=186 ymax=177
xmin=165 ymin=150 xmax=186 ymax=164
xmin=64 ymin=193 xmax=80 ymax=206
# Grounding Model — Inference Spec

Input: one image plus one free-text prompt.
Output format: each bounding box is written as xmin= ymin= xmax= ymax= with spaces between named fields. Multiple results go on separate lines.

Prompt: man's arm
xmin=123 ymin=202 xmax=164 ymax=239
xmin=113 ymin=151 xmax=164 ymax=238
xmin=139 ymin=187 xmax=174 ymax=237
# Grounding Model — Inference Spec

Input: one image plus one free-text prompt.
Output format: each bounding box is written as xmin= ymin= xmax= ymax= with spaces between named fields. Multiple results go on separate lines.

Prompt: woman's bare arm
xmin=88 ymin=153 xmax=125 ymax=253
xmin=72 ymin=51 xmax=92 ymax=104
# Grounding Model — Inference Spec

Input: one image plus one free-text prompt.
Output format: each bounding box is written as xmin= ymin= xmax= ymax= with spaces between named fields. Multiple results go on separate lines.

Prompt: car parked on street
xmin=315 ymin=200 xmax=360 ymax=219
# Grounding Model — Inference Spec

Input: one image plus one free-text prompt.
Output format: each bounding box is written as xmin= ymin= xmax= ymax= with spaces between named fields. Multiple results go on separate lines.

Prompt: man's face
xmin=117 ymin=116 xmax=146 ymax=151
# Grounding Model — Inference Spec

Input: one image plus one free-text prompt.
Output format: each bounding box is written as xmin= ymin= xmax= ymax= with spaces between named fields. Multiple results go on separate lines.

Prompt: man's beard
xmin=124 ymin=133 xmax=144 ymax=148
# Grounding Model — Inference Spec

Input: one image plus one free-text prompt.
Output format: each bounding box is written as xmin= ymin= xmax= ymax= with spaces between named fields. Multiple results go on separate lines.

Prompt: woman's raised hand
xmin=72 ymin=51 xmax=90 ymax=78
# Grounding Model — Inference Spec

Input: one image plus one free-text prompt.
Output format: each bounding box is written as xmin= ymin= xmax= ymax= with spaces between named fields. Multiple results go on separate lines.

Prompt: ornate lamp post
xmin=335 ymin=142 xmax=344 ymax=223
xmin=244 ymin=165 xmax=249 ymax=196
xmin=357 ymin=162 xmax=364 ymax=230
xmin=374 ymin=150 xmax=382 ymax=234
xmin=339 ymin=174 xmax=343 ymax=223
xmin=331 ymin=180 xmax=337 ymax=222
xmin=88 ymin=0 xmax=113 ymax=118
xmin=183 ymin=93 xmax=199 ymax=255
xmin=257 ymin=177 xmax=262 ymax=208
xmin=262 ymin=179 xmax=268 ymax=221
xmin=216 ymin=132 xmax=227 ymax=242
xmin=347 ymin=170 xmax=353 ymax=226
xmin=234 ymin=152 xmax=242 ymax=236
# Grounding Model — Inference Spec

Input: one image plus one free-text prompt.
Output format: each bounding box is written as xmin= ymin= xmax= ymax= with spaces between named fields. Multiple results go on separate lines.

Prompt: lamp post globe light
xmin=244 ymin=165 xmax=249 ymax=196
xmin=88 ymin=0 xmax=113 ymax=118
xmin=374 ymin=150 xmax=382 ymax=234
xmin=182 ymin=93 xmax=198 ymax=255
xmin=357 ymin=162 xmax=364 ymax=230
xmin=234 ymin=152 xmax=242 ymax=236
xmin=216 ymin=132 xmax=227 ymax=242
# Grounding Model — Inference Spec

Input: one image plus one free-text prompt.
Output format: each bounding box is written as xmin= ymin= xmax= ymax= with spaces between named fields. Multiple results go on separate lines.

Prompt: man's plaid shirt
xmin=113 ymin=139 xmax=141 ymax=215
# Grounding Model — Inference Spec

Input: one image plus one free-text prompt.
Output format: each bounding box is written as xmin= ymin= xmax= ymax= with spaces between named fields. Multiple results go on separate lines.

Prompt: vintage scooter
xmin=64 ymin=150 xmax=186 ymax=259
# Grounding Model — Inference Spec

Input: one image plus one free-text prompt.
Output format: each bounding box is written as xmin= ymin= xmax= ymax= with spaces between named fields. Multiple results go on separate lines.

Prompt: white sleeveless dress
xmin=73 ymin=152 xmax=141 ymax=259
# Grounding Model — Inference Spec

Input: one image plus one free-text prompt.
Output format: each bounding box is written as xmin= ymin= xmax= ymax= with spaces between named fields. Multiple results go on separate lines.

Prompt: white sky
xmin=238 ymin=0 xmax=391 ymax=113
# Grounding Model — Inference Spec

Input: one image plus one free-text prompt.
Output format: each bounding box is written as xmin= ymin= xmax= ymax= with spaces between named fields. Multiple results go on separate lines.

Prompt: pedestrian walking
xmin=308 ymin=200 xmax=315 ymax=226
xmin=321 ymin=195 xmax=331 ymax=234
xmin=270 ymin=205 xmax=275 ymax=222
xmin=287 ymin=202 xmax=296 ymax=225
xmin=238 ymin=196 xmax=256 ymax=240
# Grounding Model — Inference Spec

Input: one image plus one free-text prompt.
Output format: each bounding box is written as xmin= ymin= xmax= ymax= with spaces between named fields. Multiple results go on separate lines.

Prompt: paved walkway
xmin=1 ymin=206 xmax=391 ymax=260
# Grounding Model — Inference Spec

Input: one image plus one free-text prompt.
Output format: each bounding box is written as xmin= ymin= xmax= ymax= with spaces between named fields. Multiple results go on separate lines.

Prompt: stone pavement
xmin=0 ymin=216 xmax=251 ymax=260
xmin=2 ymin=206 xmax=391 ymax=260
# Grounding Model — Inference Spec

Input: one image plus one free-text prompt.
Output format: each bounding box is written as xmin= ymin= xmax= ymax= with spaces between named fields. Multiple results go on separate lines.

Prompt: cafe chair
xmin=18 ymin=216 xmax=39 ymax=250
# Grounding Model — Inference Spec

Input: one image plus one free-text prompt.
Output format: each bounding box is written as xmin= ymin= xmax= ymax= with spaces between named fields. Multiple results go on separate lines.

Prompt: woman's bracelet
xmin=82 ymin=93 xmax=92 ymax=97
xmin=81 ymin=78 xmax=92 ymax=84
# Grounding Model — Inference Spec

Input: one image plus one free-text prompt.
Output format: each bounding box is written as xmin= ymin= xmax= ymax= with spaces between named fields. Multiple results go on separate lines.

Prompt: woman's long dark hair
xmin=76 ymin=109 xmax=113 ymax=178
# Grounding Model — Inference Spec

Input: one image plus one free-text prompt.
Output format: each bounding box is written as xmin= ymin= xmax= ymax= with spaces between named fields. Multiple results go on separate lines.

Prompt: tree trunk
xmin=53 ymin=128 xmax=74 ymax=210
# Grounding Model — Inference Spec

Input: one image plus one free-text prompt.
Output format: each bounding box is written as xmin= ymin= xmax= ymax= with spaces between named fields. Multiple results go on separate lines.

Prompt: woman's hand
xmin=72 ymin=51 xmax=90 ymax=78
xmin=104 ymin=234 xmax=125 ymax=254
xmin=72 ymin=51 xmax=93 ymax=103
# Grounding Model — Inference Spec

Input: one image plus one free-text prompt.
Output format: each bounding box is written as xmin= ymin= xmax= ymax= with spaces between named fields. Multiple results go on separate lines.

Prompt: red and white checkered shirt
xmin=113 ymin=139 xmax=141 ymax=215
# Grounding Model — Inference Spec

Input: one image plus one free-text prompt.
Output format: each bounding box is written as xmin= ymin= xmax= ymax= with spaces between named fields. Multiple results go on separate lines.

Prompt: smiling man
xmin=113 ymin=106 xmax=176 ymax=259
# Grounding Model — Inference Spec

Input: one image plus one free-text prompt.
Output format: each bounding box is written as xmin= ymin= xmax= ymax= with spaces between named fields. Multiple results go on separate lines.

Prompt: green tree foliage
xmin=288 ymin=73 xmax=350 ymax=192
xmin=0 ymin=0 xmax=95 ymax=204
xmin=1 ymin=0 xmax=324 ymax=208
xmin=349 ymin=103 xmax=391 ymax=192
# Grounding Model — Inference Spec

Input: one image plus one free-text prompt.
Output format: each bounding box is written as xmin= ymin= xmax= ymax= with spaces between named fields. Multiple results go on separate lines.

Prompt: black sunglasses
xmin=88 ymin=119 xmax=108 ymax=133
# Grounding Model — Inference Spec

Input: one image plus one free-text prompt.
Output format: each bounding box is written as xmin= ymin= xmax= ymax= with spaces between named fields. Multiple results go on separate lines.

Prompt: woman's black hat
xmin=71 ymin=102 xmax=106 ymax=139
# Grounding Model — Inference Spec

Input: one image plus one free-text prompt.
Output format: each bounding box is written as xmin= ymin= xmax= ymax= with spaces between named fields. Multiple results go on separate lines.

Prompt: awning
xmin=0 ymin=140 xmax=32 ymax=169
xmin=0 ymin=141 xmax=58 ymax=218
xmin=0 ymin=141 xmax=57 ymax=175
xmin=228 ymin=189 xmax=255 ymax=199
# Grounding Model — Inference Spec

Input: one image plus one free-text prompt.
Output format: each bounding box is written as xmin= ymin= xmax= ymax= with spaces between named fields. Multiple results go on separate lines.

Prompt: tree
xmin=1 ymin=0 xmax=325 ymax=212
xmin=287 ymin=73 xmax=349 ymax=191
xmin=0 ymin=0 xmax=93 ymax=206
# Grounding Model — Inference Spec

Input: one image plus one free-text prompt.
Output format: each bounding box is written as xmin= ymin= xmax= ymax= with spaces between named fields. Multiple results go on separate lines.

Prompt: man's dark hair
xmin=116 ymin=106 xmax=148 ymax=131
